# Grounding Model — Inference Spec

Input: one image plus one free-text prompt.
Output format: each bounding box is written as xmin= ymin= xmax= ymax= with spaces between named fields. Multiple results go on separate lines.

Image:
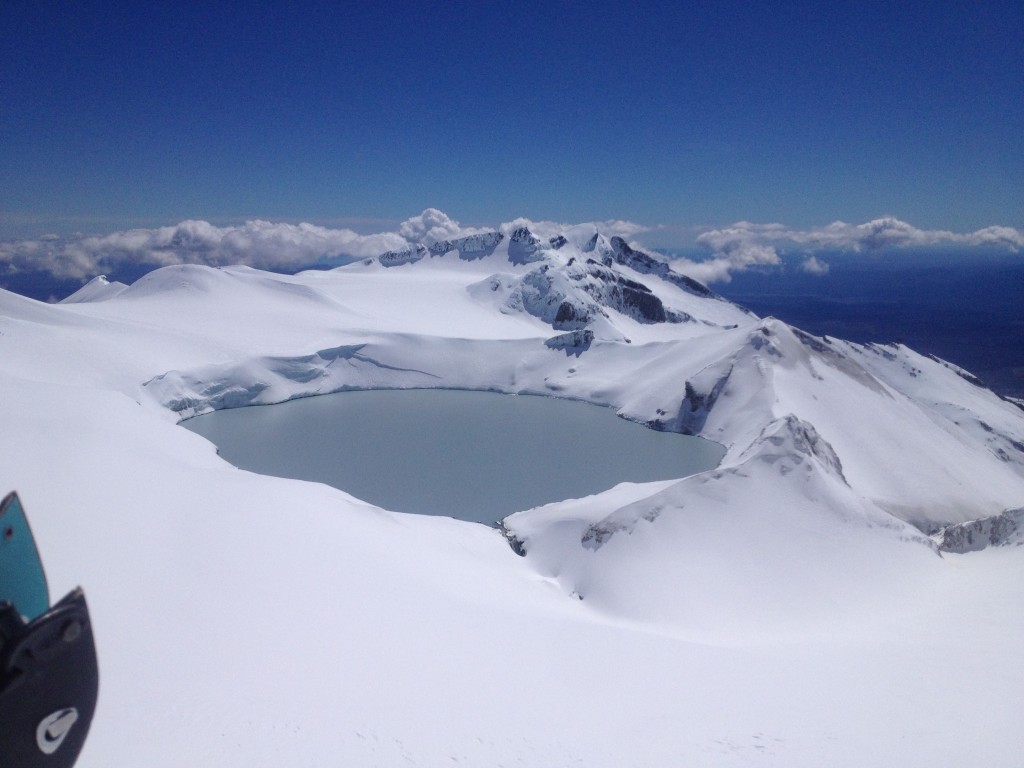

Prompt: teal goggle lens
xmin=0 ymin=492 xmax=51 ymax=622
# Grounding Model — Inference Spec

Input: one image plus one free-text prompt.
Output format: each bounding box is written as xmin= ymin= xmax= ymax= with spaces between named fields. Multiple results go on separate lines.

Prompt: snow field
xmin=1 ymin=227 xmax=1022 ymax=765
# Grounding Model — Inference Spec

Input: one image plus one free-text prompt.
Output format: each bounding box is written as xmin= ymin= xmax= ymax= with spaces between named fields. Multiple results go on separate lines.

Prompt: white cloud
xmin=1 ymin=209 xmax=656 ymax=282
xmin=800 ymin=255 xmax=830 ymax=275
xmin=397 ymin=209 xmax=492 ymax=245
xmin=0 ymin=219 xmax=410 ymax=280
xmin=965 ymin=225 xmax=1024 ymax=249
xmin=671 ymin=223 xmax=784 ymax=283
xmin=3 ymin=211 xmax=1019 ymax=286
xmin=499 ymin=217 xmax=650 ymax=242
xmin=596 ymin=219 xmax=651 ymax=240
xmin=675 ymin=217 xmax=1024 ymax=283
xmin=793 ymin=217 xmax=959 ymax=250
xmin=701 ymin=216 xmax=1024 ymax=253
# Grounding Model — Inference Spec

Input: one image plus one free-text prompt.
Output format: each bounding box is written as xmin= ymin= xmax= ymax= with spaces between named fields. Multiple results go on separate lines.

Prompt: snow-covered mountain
xmin=2 ymin=222 xmax=1022 ymax=766
xmin=59 ymin=274 xmax=129 ymax=304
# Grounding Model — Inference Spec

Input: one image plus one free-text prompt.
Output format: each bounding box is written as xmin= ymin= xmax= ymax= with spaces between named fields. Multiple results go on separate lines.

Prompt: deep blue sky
xmin=1 ymin=0 xmax=1021 ymax=242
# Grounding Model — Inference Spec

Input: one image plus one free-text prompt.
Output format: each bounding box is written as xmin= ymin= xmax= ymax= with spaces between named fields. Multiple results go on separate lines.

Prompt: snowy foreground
xmin=2 ymin=225 xmax=1023 ymax=766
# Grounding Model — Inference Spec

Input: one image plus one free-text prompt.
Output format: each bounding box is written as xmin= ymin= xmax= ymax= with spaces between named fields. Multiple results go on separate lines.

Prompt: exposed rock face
xmin=751 ymin=414 xmax=848 ymax=484
xmin=581 ymin=504 xmax=660 ymax=550
xmin=677 ymin=373 xmax=732 ymax=435
xmin=552 ymin=297 xmax=590 ymax=329
xmin=604 ymin=236 xmax=718 ymax=299
xmin=511 ymin=255 xmax=690 ymax=331
xmin=429 ymin=231 xmax=505 ymax=260
xmin=498 ymin=521 xmax=528 ymax=556
xmin=380 ymin=245 xmax=427 ymax=267
xmin=544 ymin=329 xmax=594 ymax=354
xmin=579 ymin=260 xmax=678 ymax=323
xmin=381 ymin=226 xmax=721 ymax=336
xmin=937 ymin=508 xmax=1024 ymax=553
xmin=508 ymin=227 xmax=546 ymax=265
xmin=380 ymin=232 xmax=506 ymax=266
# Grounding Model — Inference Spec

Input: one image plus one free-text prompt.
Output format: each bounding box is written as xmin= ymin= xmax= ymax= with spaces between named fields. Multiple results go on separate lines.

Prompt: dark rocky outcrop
xmin=545 ymin=329 xmax=595 ymax=355
xmin=676 ymin=370 xmax=732 ymax=435
xmin=605 ymin=236 xmax=717 ymax=299
xmin=428 ymin=231 xmax=505 ymax=261
xmin=937 ymin=508 xmax=1024 ymax=553
xmin=579 ymin=260 xmax=675 ymax=324
xmin=508 ymin=227 xmax=546 ymax=266
xmin=379 ymin=245 xmax=426 ymax=267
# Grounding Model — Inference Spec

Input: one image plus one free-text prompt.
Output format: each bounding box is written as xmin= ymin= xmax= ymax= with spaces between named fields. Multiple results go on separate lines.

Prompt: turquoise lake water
xmin=183 ymin=389 xmax=724 ymax=524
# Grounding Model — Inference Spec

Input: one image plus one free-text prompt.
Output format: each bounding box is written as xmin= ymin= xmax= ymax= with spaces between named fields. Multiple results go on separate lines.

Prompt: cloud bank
xmin=674 ymin=217 xmax=1024 ymax=284
xmin=0 ymin=220 xmax=411 ymax=280
xmin=1 ymin=211 xmax=1019 ymax=286
xmin=498 ymin=217 xmax=651 ymax=243
xmin=0 ymin=210 xmax=651 ymax=283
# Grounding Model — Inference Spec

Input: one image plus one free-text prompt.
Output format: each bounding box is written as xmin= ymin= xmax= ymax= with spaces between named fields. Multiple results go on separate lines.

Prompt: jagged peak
xmin=601 ymin=236 xmax=717 ymax=299
xmin=746 ymin=319 xmax=786 ymax=355
xmin=507 ymin=226 xmax=546 ymax=266
xmin=370 ymin=223 xmax=731 ymax=312
xmin=428 ymin=230 xmax=505 ymax=259
xmin=508 ymin=225 xmax=538 ymax=244
xmin=493 ymin=252 xmax=700 ymax=336
xmin=743 ymin=414 xmax=848 ymax=483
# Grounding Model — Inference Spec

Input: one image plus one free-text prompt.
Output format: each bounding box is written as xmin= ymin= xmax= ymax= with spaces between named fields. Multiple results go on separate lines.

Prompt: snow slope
xmin=59 ymin=275 xmax=129 ymax=304
xmin=1 ymin=224 xmax=1023 ymax=766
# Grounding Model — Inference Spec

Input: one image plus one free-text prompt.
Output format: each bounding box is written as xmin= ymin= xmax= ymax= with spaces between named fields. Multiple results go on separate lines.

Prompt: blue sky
xmin=1 ymin=0 xmax=1021 ymax=243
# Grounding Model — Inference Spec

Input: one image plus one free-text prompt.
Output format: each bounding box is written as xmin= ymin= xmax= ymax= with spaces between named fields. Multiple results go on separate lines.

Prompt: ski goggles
xmin=0 ymin=491 xmax=98 ymax=768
